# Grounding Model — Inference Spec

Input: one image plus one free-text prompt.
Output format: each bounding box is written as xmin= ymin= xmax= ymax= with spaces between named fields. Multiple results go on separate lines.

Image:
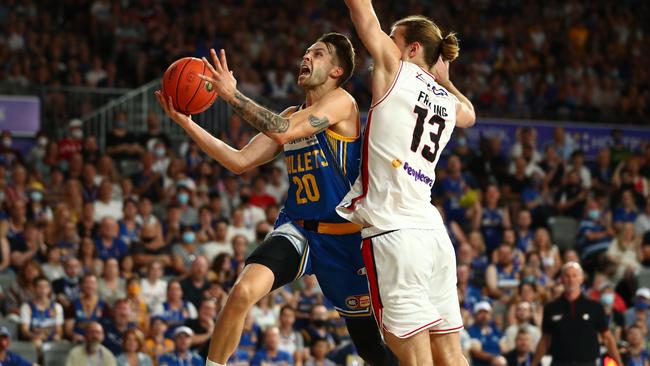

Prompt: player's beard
xmin=299 ymin=67 xmax=328 ymax=89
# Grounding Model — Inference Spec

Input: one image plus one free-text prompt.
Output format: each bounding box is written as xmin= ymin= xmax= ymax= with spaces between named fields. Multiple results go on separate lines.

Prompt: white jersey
xmin=337 ymin=61 xmax=458 ymax=237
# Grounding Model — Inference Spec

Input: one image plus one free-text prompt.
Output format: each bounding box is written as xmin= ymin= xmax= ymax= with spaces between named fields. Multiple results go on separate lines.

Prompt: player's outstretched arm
xmin=154 ymin=90 xmax=281 ymax=174
xmin=431 ymin=58 xmax=476 ymax=128
xmin=199 ymin=49 xmax=356 ymax=145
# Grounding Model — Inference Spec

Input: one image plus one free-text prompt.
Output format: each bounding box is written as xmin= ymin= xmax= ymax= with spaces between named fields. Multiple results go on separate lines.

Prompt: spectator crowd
xmin=0 ymin=0 xmax=648 ymax=126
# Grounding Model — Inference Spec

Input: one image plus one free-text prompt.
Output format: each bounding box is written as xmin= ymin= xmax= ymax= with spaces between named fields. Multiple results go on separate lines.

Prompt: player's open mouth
xmin=299 ymin=65 xmax=311 ymax=76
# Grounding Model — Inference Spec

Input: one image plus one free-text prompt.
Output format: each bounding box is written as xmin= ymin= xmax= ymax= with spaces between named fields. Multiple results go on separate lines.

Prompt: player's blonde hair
xmin=392 ymin=15 xmax=459 ymax=67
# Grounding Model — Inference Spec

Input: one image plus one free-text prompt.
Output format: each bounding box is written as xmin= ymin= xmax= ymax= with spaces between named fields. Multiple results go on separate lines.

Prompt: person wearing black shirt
xmin=185 ymin=298 xmax=217 ymax=359
xmin=105 ymin=112 xmax=144 ymax=162
xmin=180 ymin=256 xmax=210 ymax=309
xmin=532 ymin=262 xmax=622 ymax=366
xmin=505 ymin=328 xmax=534 ymax=366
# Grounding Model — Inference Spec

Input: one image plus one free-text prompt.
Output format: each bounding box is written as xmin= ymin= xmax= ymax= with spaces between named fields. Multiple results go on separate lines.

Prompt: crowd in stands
xmin=0 ymin=109 xmax=648 ymax=365
xmin=0 ymin=0 xmax=648 ymax=125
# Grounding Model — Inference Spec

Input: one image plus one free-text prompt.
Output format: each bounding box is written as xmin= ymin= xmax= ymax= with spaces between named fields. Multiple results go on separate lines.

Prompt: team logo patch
xmin=356 ymin=267 xmax=367 ymax=276
xmin=391 ymin=159 xmax=402 ymax=168
xmin=346 ymin=295 xmax=370 ymax=310
xmin=415 ymin=72 xmax=449 ymax=96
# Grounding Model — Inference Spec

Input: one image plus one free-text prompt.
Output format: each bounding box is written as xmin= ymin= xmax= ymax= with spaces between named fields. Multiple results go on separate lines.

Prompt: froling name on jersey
xmin=417 ymin=90 xmax=448 ymax=116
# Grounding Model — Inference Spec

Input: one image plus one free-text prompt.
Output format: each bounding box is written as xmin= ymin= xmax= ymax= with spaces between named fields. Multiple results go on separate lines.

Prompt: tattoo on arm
xmin=308 ymin=114 xmax=330 ymax=132
xmin=231 ymin=91 xmax=290 ymax=133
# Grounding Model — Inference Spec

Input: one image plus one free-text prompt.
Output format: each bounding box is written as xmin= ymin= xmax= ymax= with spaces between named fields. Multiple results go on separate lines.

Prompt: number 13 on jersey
xmin=293 ymin=173 xmax=320 ymax=204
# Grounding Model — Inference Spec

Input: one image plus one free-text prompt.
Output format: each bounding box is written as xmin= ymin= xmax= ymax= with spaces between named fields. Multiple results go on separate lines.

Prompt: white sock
xmin=206 ymin=359 xmax=225 ymax=366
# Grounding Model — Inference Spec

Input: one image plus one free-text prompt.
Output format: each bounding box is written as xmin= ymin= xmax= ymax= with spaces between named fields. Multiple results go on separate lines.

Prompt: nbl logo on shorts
xmin=346 ymin=295 xmax=370 ymax=309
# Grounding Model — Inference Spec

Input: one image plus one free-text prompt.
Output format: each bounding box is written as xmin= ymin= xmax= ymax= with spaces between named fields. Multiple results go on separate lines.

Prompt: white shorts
xmin=361 ymin=228 xmax=463 ymax=338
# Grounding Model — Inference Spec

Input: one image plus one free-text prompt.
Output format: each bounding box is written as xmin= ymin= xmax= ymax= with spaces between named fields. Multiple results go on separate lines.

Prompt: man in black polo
xmin=532 ymin=262 xmax=622 ymax=366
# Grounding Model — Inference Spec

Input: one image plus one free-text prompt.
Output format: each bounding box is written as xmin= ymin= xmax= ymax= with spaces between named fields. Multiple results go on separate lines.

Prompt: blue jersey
xmin=28 ymin=301 xmax=58 ymax=340
xmin=279 ymin=107 xmax=361 ymax=224
xmin=72 ymin=298 xmax=106 ymax=335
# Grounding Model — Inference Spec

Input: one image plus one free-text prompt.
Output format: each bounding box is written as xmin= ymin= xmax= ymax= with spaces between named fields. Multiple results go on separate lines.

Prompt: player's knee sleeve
xmin=245 ymin=234 xmax=301 ymax=290
xmin=345 ymin=317 xmax=399 ymax=366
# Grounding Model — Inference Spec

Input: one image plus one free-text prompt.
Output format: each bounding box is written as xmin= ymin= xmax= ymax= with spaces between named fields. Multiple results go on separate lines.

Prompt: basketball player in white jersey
xmin=336 ymin=2 xmax=476 ymax=366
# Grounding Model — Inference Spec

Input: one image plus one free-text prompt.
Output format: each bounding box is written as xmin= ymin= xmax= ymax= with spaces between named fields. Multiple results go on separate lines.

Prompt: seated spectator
xmin=162 ymin=204 xmax=183 ymax=246
xmin=277 ymin=305 xmax=306 ymax=364
xmin=102 ymin=299 xmax=137 ymax=356
xmin=458 ymin=264 xmax=483 ymax=314
xmin=125 ymin=277 xmax=150 ymax=333
xmin=635 ymin=197 xmax=650 ymax=236
xmin=504 ymin=328 xmax=535 ymax=366
xmin=599 ymin=285 xmax=625 ymax=340
xmin=622 ymin=325 xmax=649 ymax=366
xmin=198 ymin=219 xmax=233 ymax=264
xmin=66 ymin=274 xmax=107 ymax=342
xmin=139 ymin=111 xmax=171 ymax=150
xmin=116 ymin=329 xmax=153 ymax=366
xmin=227 ymin=208 xmax=255 ymax=243
xmin=94 ymin=180 xmax=124 ymax=222
xmin=158 ymin=326 xmax=203 ymax=366
xmin=209 ymin=253 xmax=235 ymax=288
xmin=132 ymin=222 xmax=171 ymax=269
xmin=251 ymin=326 xmax=293 ymax=366
xmin=468 ymin=301 xmax=503 ymax=366
xmin=135 ymin=198 xmax=159 ymax=227
xmin=577 ymin=200 xmax=614 ymax=264
xmin=152 ymin=280 xmax=198 ymax=338
xmin=0 ymin=325 xmax=36 ymax=366
xmin=5 ymin=260 xmax=43 ymax=316
xmin=185 ymin=298 xmax=217 ymax=358
xmin=301 ymin=305 xmax=337 ymax=350
xmin=500 ymin=301 xmax=541 ymax=353
xmin=607 ymin=222 xmax=641 ymax=280
xmin=144 ymin=317 xmax=174 ymax=365
xmin=251 ymin=294 xmax=279 ymax=330
xmin=474 ymin=185 xmax=511 ymax=256
xmin=19 ymin=276 xmax=64 ymax=349
xmin=230 ymin=234 xmax=249 ymax=271
xmin=97 ymin=258 xmax=126 ymax=307
xmin=118 ymin=198 xmax=140 ymax=246
xmin=9 ymin=218 xmax=39 ymax=271
xmin=305 ymin=338 xmax=335 ymax=366
xmin=613 ymin=190 xmax=640 ymax=229
xmin=77 ymin=201 xmax=99 ymax=239
xmin=79 ymin=237 xmax=103 ymax=275
xmin=41 ymin=245 xmax=64 ymax=281
xmin=624 ymin=288 xmax=650 ymax=329
xmin=531 ymin=228 xmax=561 ymax=279
xmin=66 ymin=321 xmax=117 ymax=366
xmin=95 ymin=217 xmax=129 ymax=261
xmin=180 ymin=256 xmax=210 ymax=309
xmin=26 ymin=181 xmax=52 ymax=226
xmin=555 ymin=169 xmax=587 ymax=219
xmin=176 ymin=181 xmax=199 ymax=227
xmin=58 ymin=119 xmax=84 ymax=161
xmin=486 ymin=244 xmax=520 ymax=303
xmin=105 ymin=112 xmax=144 ymax=163
xmin=250 ymin=176 xmax=277 ymax=209
xmin=131 ymin=153 xmax=164 ymax=203
xmin=52 ymin=257 xmax=82 ymax=310
xmin=194 ymin=205 xmax=216 ymax=243
xmin=515 ymin=210 xmax=534 ymax=253
xmin=238 ymin=185 xmax=266 ymax=229
xmin=171 ymin=227 xmax=199 ymax=275
xmin=140 ymin=260 xmax=168 ymax=310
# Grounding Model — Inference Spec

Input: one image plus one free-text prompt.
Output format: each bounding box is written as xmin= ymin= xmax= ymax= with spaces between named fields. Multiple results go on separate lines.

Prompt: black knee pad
xmin=345 ymin=317 xmax=399 ymax=366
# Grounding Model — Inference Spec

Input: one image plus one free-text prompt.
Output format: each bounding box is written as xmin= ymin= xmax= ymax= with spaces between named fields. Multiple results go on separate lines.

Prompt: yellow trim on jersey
xmin=342 ymin=141 xmax=348 ymax=174
xmin=325 ymin=128 xmax=357 ymax=142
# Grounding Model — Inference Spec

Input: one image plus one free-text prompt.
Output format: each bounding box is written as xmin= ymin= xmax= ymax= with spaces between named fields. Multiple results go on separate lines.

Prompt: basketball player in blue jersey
xmin=155 ymin=33 xmax=396 ymax=366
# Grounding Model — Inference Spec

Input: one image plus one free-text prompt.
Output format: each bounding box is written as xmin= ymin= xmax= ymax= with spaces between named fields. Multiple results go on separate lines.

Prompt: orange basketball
xmin=162 ymin=57 xmax=218 ymax=115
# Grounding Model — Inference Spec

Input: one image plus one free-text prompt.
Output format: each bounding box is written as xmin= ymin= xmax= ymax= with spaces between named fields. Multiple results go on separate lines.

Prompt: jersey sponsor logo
xmin=391 ymin=159 xmax=402 ymax=168
xmin=284 ymin=135 xmax=318 ymax=151
xmin=345 ymin=295 xmax=370 ymax=310
xmin=403 ymin=161 xmax=434 ymax=187
xmin=415 ymin=72 xmax=449 ymax=97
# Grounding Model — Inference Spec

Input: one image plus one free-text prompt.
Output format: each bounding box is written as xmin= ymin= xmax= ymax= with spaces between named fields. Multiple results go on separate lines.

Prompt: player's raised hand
xmin=154 ymin=90 xmax=193 ymax=127
xmin=199 ymin=48 xmax=238 ymax=104
xmin=431 ymin=56 xmax=450 ymax=85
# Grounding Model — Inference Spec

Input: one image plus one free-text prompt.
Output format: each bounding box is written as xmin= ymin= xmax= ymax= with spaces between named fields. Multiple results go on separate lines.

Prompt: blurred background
xmin=0 ymin=0 xmax=649 ymax=365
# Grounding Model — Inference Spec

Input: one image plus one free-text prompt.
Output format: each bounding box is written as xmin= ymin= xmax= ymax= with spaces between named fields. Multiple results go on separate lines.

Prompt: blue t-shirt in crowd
xmin=250 ymin=349 xmax=293 ymax=366
xmin=95 ymin=237 xmax=129 ymax=260
xmin=0 ymin=351 xmax=33 ymax=366
xmin=468 ymin=322 xmax=503 ymax=366
xmin=158 ymin=351 xmax=203 ymax=366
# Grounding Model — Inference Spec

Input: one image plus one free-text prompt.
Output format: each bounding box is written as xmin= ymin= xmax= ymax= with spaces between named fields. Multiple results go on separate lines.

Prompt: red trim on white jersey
xmin=397 ymin=318 xmax=443 ymax=338
xmin=418 ymin=65 xmax=436 ymax=80
xmin=429 ymin=325 xmax=464 ymax=334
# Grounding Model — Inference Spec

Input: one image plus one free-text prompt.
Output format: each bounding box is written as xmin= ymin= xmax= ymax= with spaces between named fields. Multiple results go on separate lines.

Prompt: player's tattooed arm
xmin=231 ymin=91 xmax=290 ymax=133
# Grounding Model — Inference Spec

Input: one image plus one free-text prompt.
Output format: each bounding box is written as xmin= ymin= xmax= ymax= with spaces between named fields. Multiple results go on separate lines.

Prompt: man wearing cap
xmin=0 ymin=326 xmax=37 ymax=366
xmin=58 ymin=118 xmax=84 ymax=161
xmin=468 ymin=301 xmax=503 ymax=366
xmin=66 ymin=321 xmax=117 ymax=366
xmin=158 ymin=326 xmax=203 ymax=366
xmin=532 ymin=262 xmax=622 ymax=366
xmin=624 ymin=287 xmax=650 ymax=329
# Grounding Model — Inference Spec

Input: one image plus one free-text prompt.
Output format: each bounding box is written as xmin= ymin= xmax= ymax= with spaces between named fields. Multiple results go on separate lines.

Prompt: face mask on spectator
xmin=30 ymin=191 xmax=43 ymax=202
xmin=178 ymin=192 xmax=190 ymax=205
xmin=155 ymin=146 xmax=166 ymax=158
xmin=588 ymin=209 xmax=600 ymax=220
xmin=71 ymin=129 xmax=83 ymax=139
xmin=2 ymin=138 xmax=11 ymax=148
xmin=183 ymin=231 xmax=195 ymax=244
xmin=37 ymin=137 xmax=48 ymax=147
xmin=601 ymin=293 xmax=614 ymax=306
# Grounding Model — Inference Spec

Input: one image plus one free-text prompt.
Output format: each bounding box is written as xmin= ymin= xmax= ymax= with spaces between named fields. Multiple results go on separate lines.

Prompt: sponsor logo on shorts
xmin=346 ymin=295 xmax=370 ymax=309
xmin=403 ymin=161 xmax=434 ymax=187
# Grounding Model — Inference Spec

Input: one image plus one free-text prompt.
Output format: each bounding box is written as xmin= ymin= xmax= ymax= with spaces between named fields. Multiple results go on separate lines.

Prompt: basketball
xmin=162 ymin=57 xmax=218 ymax=115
